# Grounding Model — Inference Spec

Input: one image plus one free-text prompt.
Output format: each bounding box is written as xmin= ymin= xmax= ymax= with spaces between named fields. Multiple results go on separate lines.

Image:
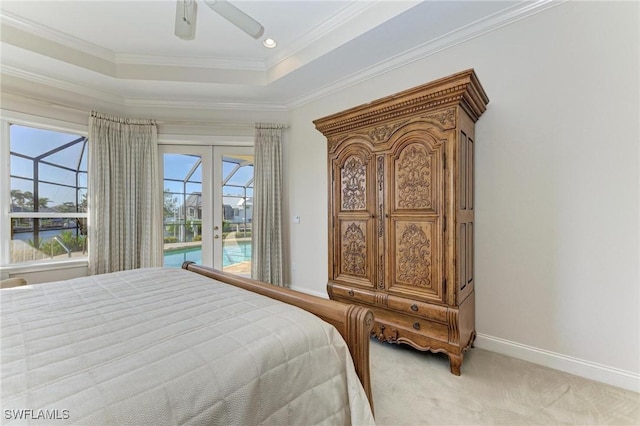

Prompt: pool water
xmin=163 ymin=241 xmax=251 ymax=268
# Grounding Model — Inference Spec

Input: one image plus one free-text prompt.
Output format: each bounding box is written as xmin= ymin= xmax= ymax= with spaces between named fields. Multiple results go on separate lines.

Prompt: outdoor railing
xmin=51 ymin=236 xmax=72 ymax=258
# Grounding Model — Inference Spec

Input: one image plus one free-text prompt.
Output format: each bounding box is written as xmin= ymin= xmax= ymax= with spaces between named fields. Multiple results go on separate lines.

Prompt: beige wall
xmin=285 ymin=1 xmax=639 ymax=385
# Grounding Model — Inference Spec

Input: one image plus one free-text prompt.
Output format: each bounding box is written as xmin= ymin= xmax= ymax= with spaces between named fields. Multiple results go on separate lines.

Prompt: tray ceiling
xmin=0 ymin=1 xmax=558 ymax=114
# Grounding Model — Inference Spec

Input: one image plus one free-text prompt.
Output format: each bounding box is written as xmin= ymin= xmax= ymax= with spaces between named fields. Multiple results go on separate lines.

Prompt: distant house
xmin=183 ymin=193 xmax=250 ymax=224
xmin=236 ymin=198 xmax=252 ymax=223
xmin=223 ymin=204 xmax=234 ymax=220
xmin=184 ymin=193 xmax=202 ymax=220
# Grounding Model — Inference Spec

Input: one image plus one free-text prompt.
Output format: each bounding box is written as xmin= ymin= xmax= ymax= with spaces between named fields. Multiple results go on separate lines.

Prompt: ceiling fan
xmin=174 ymin=0 xmax=264 ymax=41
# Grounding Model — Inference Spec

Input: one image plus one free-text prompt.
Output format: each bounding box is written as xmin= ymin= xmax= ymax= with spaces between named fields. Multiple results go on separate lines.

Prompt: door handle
xmin=214 ymin=235 xmax=220 ymax=239
xmin=214 ymin=225 xmax=219 ymax=230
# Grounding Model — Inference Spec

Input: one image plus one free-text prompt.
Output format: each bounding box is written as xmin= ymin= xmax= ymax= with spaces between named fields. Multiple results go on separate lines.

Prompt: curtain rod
xmin=90 ymin=111 xmax=156 ymax=125
xmin=255 ymin=123 xmax=289 ymax=129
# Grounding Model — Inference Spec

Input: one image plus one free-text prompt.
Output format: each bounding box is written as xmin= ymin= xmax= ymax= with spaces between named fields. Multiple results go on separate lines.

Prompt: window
xmin=2 ymin=122 xmax=88 ymax=266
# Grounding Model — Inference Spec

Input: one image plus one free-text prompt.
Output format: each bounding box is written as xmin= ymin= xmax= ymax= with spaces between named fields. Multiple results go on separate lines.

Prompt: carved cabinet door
xmin=331 ymin=143 xmax=377 ymax=289
xmin=386 ymin=133 xmax=446 ymax=302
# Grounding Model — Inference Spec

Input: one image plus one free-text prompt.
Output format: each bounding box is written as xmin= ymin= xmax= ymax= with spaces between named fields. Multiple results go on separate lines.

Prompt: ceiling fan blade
xmin=203 ymin=0 xmax=264 ymax=39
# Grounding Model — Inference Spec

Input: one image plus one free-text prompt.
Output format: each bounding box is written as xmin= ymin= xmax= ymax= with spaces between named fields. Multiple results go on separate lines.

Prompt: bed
xmin=1 ymin=263 xmax=375 ymax=425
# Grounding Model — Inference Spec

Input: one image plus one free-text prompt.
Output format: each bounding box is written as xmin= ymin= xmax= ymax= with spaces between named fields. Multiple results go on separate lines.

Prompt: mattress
xmin=0 ymin=268 xmax=375 ymax=425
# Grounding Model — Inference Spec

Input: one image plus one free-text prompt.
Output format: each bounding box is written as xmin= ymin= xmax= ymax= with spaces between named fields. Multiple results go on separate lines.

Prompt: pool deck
xmin=164 ymin=241 xmax=202 ymax=252
xmin=223 ymin=261 xmax=251 ymax=275
xmin=164 ymin=237 xmax=251 ymax=252
xmin=164 ymin=239 xmax=252 ymax=275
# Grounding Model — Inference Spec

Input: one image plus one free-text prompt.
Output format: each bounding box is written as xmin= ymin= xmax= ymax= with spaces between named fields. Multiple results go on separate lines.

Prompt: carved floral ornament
xmin=327 ymin=137 xmax=342 ymax=153
xmin=341 ymin=156 xmax=367 ymax=210
xmin=396 ymin=144 xmax=432 ymax=209
xmin=397 ymin=223 xmax=432 ymax=287
xmin=365 ymin=120 xmax=410 ymax=143
xmin=424 ymin=108 xmax=455 ymax=129
xmin=364 ymin=312 xmax=374 ymax=328
xmin=342 ymin=222 xmax=367 ymax=276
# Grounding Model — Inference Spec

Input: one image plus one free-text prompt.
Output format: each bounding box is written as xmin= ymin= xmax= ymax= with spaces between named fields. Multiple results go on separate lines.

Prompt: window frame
xmin=0 ymin=111 xmax=89 ymax=272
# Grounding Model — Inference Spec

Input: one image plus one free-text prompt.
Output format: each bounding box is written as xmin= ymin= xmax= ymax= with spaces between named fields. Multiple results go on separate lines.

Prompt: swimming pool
xmin=163 ymin=241 xmax=251 ymax=268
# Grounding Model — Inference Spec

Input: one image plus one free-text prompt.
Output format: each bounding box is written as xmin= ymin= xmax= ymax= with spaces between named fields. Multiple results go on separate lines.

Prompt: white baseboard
xmin=475 ymin=333 xmax=640 ymax=393
xmin=281 ymin=291 xmax=640 ymax=393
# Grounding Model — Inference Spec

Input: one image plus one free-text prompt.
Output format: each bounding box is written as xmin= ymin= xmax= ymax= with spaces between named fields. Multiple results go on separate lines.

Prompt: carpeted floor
xmin=369 ymin=339 xmax=640 ymax=425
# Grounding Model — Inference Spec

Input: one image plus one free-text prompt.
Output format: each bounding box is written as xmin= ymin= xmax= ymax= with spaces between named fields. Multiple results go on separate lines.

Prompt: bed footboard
xmin=181 ymin=262 xmax=374 ymax=411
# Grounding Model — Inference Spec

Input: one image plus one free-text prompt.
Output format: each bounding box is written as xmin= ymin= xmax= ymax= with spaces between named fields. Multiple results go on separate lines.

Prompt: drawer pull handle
xmin=348 ymin=289 xmax=354 ymax=296
xmin=410 ymin=304 xmax=418 ymax=312
xmin=413 ymin=321 xmax=420 ymax=330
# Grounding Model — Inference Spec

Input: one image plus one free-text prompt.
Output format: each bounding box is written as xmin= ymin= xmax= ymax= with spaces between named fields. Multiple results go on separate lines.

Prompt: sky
xmin=10 ymin=124 xmax=87 ymax=209
xmin=10 ymin=124 xmax=253 ymax=209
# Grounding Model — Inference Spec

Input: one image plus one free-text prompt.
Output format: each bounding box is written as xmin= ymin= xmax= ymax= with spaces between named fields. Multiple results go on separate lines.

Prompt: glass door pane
xmin=214 ymin=147 xmax=253 ymax=276
xmin=160 ymin=146 xmax=212 ymax=268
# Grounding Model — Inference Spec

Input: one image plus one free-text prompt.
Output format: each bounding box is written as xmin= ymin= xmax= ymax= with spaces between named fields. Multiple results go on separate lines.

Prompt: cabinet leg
xmin=448 ymin=353 xmax=462 ymax=376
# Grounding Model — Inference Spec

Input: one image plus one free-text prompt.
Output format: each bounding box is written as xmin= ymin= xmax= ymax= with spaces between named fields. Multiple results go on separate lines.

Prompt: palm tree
xmin=23 ymin=191 xmax=34 ymax=210
xmin=38 ymin=197 xmax=52 ymax=210
xmin=80 ymin=193 xmax=88 ymax=212
xmin=10 ymin=189 xmax=25 ymax=211
xmin=57 ymin=202 xmax=77 ymax=213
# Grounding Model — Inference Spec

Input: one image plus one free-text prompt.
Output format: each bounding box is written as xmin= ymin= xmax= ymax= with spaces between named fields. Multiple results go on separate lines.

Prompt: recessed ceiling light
xmin=262 ymin=38 xmax=277 ymax=49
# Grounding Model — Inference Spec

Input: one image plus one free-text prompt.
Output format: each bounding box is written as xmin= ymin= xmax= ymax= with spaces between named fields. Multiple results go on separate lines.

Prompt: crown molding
xmin=0 ymin=10 xmax=115 ymax=63
xmin=1 ymin=64 xmax=287 ymax=113
xmin=1 ymin=64 xmax=124 ymax=106
xmin=287 ymin=0 xmax=566 ymax=109
xmin=115 ymin=53 xmax=265 ymax=71
xmin=124 ymin=98 xmax=288 ymax=112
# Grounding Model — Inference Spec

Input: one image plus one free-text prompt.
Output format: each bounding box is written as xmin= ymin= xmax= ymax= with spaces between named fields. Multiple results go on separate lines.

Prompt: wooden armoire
xmin=313 ymin=69 xmax=489 ymax=375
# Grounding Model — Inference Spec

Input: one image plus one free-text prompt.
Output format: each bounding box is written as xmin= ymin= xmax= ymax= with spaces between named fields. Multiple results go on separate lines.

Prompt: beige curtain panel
xmin=251 ymin=123 xmax=286 ymax=286
xmin=88 ymin=111 xmax=162 ymax=275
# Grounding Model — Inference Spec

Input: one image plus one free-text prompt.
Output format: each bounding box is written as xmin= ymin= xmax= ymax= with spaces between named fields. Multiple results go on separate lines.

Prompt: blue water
xmin=163 ymin=247 xmax=202 ymax=268
xmin=163 ymin=241 xmax=251 ymax=268
xmin=13 ymin=228 xmax=80 ymax=241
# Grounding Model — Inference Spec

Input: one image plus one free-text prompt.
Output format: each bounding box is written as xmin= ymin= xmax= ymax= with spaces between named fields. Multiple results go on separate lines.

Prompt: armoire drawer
xmin=386 ymin=295 xmax=448 ymax=323
xmin=373 ymin=310 xmax=449 ymax=343
xmin=330 ymin=283 xmax=376 ymax=305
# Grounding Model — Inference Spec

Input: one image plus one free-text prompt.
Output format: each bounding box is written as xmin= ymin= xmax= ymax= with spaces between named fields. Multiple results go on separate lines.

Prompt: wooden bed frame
xmin=181 ymin=262 xmax=375 ymax=412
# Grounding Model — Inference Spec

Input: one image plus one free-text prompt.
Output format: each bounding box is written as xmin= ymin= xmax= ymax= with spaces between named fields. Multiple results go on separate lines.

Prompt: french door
xmin=212 ymin=146 xmax=254 ymax=275
xmin=159 ymin=145 xmax=253 ymax=275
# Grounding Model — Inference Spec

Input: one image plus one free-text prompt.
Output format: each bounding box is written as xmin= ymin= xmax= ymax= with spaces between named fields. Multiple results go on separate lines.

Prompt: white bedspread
xmin=1 ymin=268 xmax=375 ymax=425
